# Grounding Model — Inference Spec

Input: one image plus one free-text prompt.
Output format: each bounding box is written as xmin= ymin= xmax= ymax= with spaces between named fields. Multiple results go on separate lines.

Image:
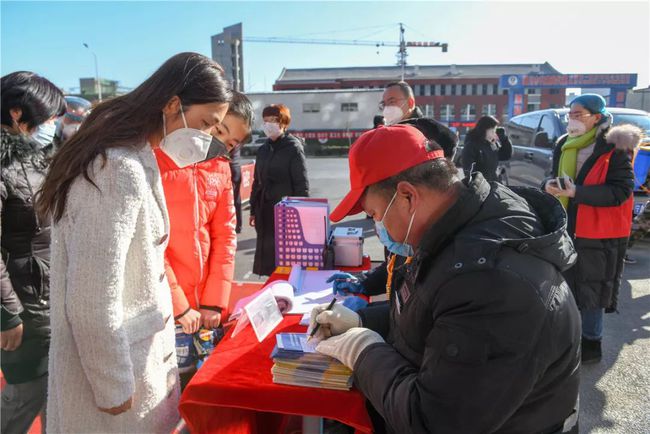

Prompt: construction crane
xmin=242 ymin=23 xmax=448 ymax=81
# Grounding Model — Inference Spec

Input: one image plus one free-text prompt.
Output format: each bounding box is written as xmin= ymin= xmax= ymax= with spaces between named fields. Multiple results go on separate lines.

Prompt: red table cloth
xmin=179 ymin=271 xmax=374 ymax=434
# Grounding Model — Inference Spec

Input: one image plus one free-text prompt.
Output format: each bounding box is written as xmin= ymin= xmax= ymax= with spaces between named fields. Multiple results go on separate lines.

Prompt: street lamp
xmin=83 ymin=43 xmax=102 ymax=102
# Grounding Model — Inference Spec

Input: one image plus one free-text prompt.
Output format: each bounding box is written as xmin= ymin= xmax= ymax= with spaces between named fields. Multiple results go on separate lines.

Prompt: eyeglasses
xmin=567 ymin=111 xmax=594 ymax=120
xmin=378 ymin=99 xmax=406 ymax=111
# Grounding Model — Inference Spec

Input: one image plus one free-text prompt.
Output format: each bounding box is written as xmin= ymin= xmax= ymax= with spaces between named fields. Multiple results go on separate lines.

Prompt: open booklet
xmin=229 ymin=265 xmax=351 ymax=337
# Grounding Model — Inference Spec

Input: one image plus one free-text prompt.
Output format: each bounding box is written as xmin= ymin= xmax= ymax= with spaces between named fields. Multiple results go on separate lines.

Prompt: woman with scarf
xmin=544 ymin=94 xmax=640 ymax=364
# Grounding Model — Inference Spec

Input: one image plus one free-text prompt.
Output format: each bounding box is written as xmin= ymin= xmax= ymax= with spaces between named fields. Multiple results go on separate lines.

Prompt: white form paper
xmin=243 ymin=288 xmax=283 ymax=342
xmin=287 ymin=265 xmax=348 ymax=314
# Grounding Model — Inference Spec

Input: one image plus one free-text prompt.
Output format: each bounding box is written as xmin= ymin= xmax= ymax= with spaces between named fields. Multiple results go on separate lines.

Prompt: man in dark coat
xmin=251 ymin=104 xmax=309 ymax=276
xmin=311 ymin=125 xmax=581 ymax=434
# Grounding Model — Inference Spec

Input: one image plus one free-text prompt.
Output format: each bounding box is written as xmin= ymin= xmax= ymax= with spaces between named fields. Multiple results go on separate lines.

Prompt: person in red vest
xmin=544 ymin=94 xmax=641 ymax=364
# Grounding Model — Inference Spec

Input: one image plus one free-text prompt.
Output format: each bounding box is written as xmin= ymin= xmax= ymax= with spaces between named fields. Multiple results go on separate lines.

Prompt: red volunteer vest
xmin=575 ymin=149 xmax=634 ymax=239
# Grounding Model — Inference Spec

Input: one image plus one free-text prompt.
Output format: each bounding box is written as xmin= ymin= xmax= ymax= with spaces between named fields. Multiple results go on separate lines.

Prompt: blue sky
xmin=1 ymin=1 xmax=648 ymax=93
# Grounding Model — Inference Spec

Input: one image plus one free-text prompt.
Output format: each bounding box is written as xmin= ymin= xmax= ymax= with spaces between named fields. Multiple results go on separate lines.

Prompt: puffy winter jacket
xmin=155 ymin=150 xmax=237 ymax=318
xmin=356 ymin=174 xmax=581 ymax=434
xmin=1 ymin=129 xmax=53 ymax=384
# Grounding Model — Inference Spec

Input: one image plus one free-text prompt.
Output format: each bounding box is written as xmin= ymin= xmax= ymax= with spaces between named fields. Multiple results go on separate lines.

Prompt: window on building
xmin=451 ymin=85 xmax=457 ymax=96
xmin=430 ymin=85 xmax=436 ymax=96
xmin=421 ymin=104 xmax=434 ymax=117
xmin=482 ymin=104 xmax=497 ymax=116
xmin=424 ymin=84 xmax=431 ymax=96
xmin=341 ymin=103 xmax=358 ymax=112
xmin=492 ymin=84 xmax=499 ymax=95
xmin=461 ymin=84 xmax=467 ymax=96
xmin=471 ymin=84 xmax=477 ymax=95
xmin=486 ymin=84 xmax=493 ymax=96
xmin=482 ymin=84 xmax=488 ymax=95
xmin=461 ymin=104 xmax=476 ymax=120
xmin=440 ymin=84 xmax=446 ymax=96
xmin=549 ymin=88 xmax=561 ymax=95
xmin=303 ymin=103 xmax=320 ymax=113
xmin=502 ymin=89 xmax=508 ymax=95
xmin=439 ymin=104 xmax=455 ymax=121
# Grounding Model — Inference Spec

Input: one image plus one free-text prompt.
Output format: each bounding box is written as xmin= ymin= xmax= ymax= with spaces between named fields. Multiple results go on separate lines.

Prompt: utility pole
xmin=83 ymin=43 xmax=102 ymax=101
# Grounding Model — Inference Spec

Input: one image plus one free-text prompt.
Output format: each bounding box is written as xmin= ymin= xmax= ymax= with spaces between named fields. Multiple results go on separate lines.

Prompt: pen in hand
xmin=308 ymin=298 xmax=337 ymax=342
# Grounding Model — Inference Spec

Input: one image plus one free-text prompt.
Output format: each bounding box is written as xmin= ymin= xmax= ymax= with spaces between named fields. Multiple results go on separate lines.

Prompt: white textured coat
xmin=47 ymin=145 xmax=180 ymax=433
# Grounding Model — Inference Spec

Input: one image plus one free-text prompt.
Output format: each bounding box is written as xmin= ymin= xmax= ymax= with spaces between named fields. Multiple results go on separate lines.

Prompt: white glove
xmin=307 ymin=302 xmax=361 ymax=341
xmin=316 ymin=327 xmax=385 ymax=369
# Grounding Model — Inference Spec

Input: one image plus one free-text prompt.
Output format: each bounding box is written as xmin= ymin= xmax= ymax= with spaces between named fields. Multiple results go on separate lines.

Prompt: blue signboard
xmin=500 ymin=73 xmax=638 ymax=118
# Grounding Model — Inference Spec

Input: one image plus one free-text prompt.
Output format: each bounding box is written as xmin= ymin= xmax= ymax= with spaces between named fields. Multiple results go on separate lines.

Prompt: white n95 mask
xmin=159 ymin=107 xmax=213 ymax=168
xmin=382 ymin=105 xmax=405 ymax=126
xmin=263 ymin=122 xmax=282 ymax=140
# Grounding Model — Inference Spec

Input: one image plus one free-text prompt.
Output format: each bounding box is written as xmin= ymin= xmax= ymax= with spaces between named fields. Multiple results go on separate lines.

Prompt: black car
xmin=501 ymin=107 xmax=650 ymax=188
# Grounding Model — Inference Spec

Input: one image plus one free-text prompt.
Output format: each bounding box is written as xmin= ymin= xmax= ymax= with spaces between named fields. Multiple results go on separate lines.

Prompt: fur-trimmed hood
xmin=605 ymin=124 xmax=644 ymax=152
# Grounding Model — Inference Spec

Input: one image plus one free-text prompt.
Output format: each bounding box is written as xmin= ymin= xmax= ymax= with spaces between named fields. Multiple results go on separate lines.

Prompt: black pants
xmin=230 ymin=162 xmax=242 ymax=233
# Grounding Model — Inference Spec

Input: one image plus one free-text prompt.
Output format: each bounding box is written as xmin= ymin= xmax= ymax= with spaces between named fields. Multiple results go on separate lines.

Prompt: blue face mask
xmin=31 ymin=122 xmax=57 ymax=148
xmin=374 ymin=191 xmax=416 ymax=257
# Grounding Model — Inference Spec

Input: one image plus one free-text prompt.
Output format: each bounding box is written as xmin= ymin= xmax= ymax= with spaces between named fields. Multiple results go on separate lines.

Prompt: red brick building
xmin=273 ymin=62 xmax=566 ymax=127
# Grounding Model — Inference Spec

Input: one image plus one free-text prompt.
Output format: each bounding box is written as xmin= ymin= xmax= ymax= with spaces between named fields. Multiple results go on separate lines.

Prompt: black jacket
xmin=1 ymin=129 xmax=52 ymax=384
xmin=355 ymin=174 xmax=581 ymax=434
xmin=251 ymin=133 xmax=309 ymax=275
xmin=546 ymin=124 xmax=636 ymax=312
xmin=462 ymin=129 xmax=513 ymax=182
xmin=399 ymin=109 xmax=459 ymax=159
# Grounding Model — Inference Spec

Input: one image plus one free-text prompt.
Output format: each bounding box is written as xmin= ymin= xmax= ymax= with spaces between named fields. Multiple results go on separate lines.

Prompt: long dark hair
xmin=37 ymin=52 xmax=232 ymax=222
xmin=466 ymin=115 xmax=499 ymax=142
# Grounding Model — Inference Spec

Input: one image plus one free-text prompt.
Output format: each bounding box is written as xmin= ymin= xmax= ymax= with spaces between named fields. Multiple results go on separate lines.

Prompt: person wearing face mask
xmin=155 ymin=91 xmax=252 ymax=376
xmin=379 ymin=81 xmax=459 ymax=159
xmin=36 ymin=52 xmax=232 ymax=433
xmin=461 ymin=115 xmax=512 ymax=182
xmin=543 ymin=94 xmax=639 ymax=364
xmin=0 ymin=71 xmax=66 ymax=434
xmin=327 ymin=122 xmax=457 ymax=311
xmin=250 ymin=104 xmax=309 ymax=276
xmin=309 ymin=125 xmax=581 ymax=434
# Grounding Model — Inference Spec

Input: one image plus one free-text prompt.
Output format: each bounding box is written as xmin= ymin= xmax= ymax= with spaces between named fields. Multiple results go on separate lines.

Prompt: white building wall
xmin=247 ymin=89 xmax=384 ymax=132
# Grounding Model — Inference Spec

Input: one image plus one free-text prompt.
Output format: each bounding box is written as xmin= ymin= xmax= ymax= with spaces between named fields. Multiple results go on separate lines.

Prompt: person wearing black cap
xmin=311 ymin=124 xmax=581 ymax=434
xmin=543 ymin=93 xmax=640 ymax=364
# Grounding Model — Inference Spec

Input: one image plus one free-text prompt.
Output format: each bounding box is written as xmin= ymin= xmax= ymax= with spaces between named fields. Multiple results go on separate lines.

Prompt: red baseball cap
xmin=330 ymin=124 xmax=444 ymax=222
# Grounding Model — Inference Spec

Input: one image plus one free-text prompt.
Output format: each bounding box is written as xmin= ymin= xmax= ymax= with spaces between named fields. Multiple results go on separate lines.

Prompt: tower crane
xmin=242 ymin=23 xmax=448 ymax=81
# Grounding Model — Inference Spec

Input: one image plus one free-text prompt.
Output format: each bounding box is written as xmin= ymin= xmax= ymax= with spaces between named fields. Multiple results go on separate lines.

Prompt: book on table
xmin=270 ymin=333 xmax=353 ymax=391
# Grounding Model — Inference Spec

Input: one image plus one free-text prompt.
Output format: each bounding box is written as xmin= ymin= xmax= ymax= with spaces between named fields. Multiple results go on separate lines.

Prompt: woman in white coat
xmin=36 ymin=52 xmax=232 ymax=433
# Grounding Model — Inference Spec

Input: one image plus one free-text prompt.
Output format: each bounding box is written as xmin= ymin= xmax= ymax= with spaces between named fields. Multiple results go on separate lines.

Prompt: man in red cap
xmin=309 ymin=125 xmax=581 ymax=433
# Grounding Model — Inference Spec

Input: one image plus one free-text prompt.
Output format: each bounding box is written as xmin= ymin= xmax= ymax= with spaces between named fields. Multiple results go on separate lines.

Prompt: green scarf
xmin=557 ymin=127 xmax=597 ymax=208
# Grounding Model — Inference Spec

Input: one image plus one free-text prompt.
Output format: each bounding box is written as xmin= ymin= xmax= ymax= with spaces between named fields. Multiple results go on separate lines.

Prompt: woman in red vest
xmin=544 ymin=94 xmax=641 ymax=364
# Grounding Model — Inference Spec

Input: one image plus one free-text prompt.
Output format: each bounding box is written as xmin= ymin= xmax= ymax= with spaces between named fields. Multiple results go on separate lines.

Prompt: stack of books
xmin=270 ymin=333 xmax=353 ymax=391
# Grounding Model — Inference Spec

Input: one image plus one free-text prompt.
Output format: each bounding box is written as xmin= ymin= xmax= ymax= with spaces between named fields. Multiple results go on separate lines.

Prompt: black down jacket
xmin=355 ymin=174 xmax=581 ymax=434
xmin=251 ymin=133 xmax=309 ymax=276
xmin=1 ymin=129 xmax=52 ymax=384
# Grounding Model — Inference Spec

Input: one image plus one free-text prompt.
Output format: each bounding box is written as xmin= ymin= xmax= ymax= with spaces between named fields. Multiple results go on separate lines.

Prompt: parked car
xmin=501 ymin=107 xmax=650 ymax=190
xmin=241 ymin=137 xmax=266 ymax=156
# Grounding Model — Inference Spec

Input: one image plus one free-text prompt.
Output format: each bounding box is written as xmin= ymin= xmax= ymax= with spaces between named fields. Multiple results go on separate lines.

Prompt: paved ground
xmin=233 ymin=157 xmax=650 ymax=433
